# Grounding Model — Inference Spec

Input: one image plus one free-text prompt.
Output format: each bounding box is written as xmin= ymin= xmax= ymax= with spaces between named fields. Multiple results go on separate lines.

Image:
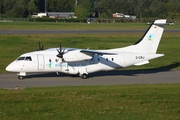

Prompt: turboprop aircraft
xmin=6 ymin=19 xmax=167 ymax=79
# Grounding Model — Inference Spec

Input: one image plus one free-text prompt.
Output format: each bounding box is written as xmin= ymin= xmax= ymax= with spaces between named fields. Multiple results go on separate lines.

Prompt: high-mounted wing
xmin=80 ymin=49 xmax=117 ymax=56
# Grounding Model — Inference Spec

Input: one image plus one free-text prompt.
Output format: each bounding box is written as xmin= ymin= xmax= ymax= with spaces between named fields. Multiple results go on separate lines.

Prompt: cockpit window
xmin=25 ymin=57 xmax=32 ymax=61
xmin=17 ymin=57 xmax=25 ymax=61
xmin=17 ymin=56 xmax=32 ymax=61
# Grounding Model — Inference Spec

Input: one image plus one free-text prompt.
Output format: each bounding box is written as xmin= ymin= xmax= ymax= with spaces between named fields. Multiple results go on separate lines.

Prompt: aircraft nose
xmin=6 ymin=61 xmax=17 ymax=72
xmin=6 ymin=64 xmax=13 ymax=72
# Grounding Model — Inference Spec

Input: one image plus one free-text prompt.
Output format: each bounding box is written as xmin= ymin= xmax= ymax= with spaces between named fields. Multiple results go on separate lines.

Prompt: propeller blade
xmin=38 ymin=41 xmax=41 ymax=50
xmin=38 ymin=41 xmax=44 ymax=50
xmin=60 ymin=41 xmax=62 ymax=53
xmin=56 ymin=41 xmax=64 ymax=59
xmin=41 ymin=45 xmax=44 ymax=50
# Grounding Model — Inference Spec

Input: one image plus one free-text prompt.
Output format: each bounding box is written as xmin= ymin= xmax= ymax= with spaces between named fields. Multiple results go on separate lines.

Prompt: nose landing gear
xmin=18 ymin=75 xmax=23 ymax=80
xmin=17 ymin=72 xmax=26 ymax=80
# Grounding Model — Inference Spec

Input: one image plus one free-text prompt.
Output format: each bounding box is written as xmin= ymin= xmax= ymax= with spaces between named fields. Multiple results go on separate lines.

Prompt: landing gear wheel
xmin=18 ymin=76 xmax=23 ymax=80
xmin=81 ymin=73 xmax=88 ymax=79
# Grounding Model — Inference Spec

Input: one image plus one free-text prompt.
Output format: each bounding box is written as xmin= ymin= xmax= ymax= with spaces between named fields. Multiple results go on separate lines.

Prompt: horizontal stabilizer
xmin=134 ymin=54 xmax=164 ymax=66
xmin=134 ymin=61 xmax=149 ymax=66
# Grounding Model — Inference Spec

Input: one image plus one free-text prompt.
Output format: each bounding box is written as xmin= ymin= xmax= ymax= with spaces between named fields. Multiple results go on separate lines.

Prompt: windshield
xmin=17 ymin=56 xmax=32 ymax=61
xmin=17 ymin=57 xmax=25 ymax=61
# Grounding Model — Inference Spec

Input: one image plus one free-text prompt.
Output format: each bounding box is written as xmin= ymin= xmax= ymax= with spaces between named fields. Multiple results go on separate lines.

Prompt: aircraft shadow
xmin=26 ymin=62 xmax=180 ymax=79
xmin=91 ymin=62 xmax=180 ymax=77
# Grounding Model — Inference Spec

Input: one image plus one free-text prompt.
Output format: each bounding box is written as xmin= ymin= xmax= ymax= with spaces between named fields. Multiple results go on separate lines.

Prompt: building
xmin=32 ymin=12 xmax=75 ymax=18
xmin=32 ymin=13 xmax=47 ymax=18
xmin=112 ymin=13 xmax=124 ymax=18
xmin=47 ymin=12 xmax=75 ymax=18
xmin=112 ymin=13 xmax=136 ymax=20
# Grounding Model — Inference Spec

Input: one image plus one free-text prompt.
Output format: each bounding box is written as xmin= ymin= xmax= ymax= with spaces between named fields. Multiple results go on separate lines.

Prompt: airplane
xmin=6 ymin=19 xmax=167 ymax=79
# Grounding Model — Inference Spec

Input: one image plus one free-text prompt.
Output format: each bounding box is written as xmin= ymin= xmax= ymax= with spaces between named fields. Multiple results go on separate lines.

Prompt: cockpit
xmin=17 ymin=56 xmax=32 ymax=61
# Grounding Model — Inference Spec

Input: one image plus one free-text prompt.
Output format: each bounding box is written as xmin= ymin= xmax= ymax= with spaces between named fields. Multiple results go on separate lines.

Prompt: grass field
xmin=0 ymin=84 xmax=180 ymax=120
xmin=0 ymin=21 xmax=180 ymax=30
xmin=0 ymin=22 xmax=180 ymax=119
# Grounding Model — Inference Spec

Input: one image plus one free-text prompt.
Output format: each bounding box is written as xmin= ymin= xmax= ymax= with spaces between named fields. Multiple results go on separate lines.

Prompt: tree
xmin=149 ymin=0 xmax=166 ymax=18
xmin=10 ymin=0 xmax=28 ymax=17
xmin=48 ymin=0 xmax=57 ymax=12
xmin=36 ymin=0 xmax=45 ymax=12
xmin=0 ymin=0 xmax=180 ymax=20
xmin=75 ymin=0 xmax=93 ymax=18
xmin=3 ymin=0 xmax=16 ymax=13
xmin=95 ymin=0 xmax=113 ymax=18
xmin=165 ymin=0 xmax=177 ymax=19
xmin=48 ymin=0 xmax=75 ymax=12
xmin=28 ymin=0 xmax=38 ymax=15
xmin=57 ymin=0 xmax=74 ymax=12
xmin=0 ymin=0 xmax=4 ymax=14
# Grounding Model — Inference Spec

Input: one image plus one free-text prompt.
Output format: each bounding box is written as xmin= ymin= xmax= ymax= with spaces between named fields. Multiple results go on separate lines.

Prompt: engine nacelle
xmin=63 ymin=50 xmax=92 ymax=62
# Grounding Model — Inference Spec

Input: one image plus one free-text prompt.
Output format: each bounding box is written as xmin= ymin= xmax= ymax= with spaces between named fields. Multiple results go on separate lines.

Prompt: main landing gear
xmin=80 ymin=73 xmax=88 ymax=79
xmin=71 ymin=73 xmax=88 ymax=79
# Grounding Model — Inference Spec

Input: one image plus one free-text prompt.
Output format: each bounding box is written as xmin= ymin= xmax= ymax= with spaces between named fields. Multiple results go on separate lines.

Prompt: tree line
xmin=0 ymin=0 xmax=180 ymax=20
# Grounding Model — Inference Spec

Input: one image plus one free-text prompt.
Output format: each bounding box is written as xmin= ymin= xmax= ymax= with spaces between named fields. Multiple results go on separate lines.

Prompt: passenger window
xmin=112 ymin=58 xmax=114 ymax=61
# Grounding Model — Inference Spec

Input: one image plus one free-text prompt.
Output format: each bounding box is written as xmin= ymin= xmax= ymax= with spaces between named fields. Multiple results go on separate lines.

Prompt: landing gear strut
xmin=17 ymin=72 xmax=26 ymax=80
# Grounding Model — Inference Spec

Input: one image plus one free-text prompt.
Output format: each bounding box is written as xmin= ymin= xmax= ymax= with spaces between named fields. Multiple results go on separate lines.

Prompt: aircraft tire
xmin=18 ymin=76 xmax=23 ymax=80
xmin=81 ymin=73 xmax=88 ymax=79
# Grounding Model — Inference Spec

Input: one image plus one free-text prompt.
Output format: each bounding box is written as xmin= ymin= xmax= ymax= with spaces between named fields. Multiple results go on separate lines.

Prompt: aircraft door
xmin=37 ymin=54 xmax=45 ymax=70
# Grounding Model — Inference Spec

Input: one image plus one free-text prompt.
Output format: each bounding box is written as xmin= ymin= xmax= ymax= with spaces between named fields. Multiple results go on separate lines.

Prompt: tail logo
xmin=148 ymin=34 xmax=153 ymax=41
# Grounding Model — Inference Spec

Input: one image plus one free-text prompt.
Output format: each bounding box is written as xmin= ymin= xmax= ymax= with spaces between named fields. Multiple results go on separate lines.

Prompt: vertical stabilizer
xmin=117 ymin=19 xmax=167 ymax=53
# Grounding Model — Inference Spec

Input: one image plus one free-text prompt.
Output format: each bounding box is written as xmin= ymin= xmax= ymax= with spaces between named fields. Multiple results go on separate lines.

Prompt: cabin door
xmin=37 ymin=54 xmax=45 ymax=70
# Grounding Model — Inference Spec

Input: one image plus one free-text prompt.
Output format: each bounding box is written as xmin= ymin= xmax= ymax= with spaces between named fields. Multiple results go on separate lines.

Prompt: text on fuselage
xmin=136 ymin=56 xmax=145 ymax=59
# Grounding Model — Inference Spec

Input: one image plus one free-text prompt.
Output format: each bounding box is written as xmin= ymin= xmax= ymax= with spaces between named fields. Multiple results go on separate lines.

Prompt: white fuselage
xmin=5 ymin=19 xmax=167 ymax=79
xmin=6 ymin=48 xmax=163 ymax=76
xmin=6 ymin=49 xmax=122 ymax=75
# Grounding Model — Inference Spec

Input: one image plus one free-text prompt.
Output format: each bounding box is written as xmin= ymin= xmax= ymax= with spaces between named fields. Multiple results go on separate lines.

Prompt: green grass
xmin=0 ymin=84 xmax=180 ymax=120
xmin=0 ymin=22 xmax=180 ymax=30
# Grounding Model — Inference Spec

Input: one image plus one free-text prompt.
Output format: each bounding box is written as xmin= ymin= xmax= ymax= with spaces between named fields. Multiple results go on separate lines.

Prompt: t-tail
xmin=117 ymin=19 xmax=167 ymax=54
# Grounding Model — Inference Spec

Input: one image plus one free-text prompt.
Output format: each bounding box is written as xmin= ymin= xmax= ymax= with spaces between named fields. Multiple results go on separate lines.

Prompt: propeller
xmin=37 ymin=41 xmax=44 ymax=51
xmin=56 ymin=41 xmax=65 ymax=61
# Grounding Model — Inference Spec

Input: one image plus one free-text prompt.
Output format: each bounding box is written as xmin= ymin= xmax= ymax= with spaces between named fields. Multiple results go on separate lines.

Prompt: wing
xmin=80 ymin=49 xmax=117 ymax=56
